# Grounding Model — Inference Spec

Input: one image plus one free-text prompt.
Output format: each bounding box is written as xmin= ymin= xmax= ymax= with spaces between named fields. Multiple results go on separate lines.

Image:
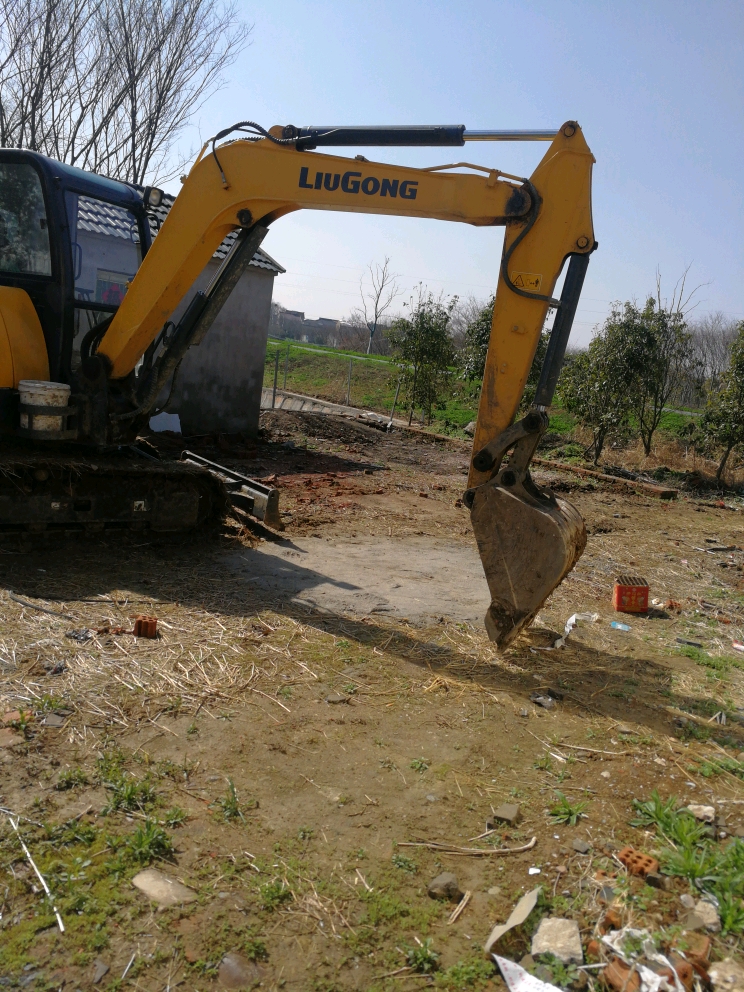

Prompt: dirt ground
xmin=1 ymin=411 xmax=743 ymax=992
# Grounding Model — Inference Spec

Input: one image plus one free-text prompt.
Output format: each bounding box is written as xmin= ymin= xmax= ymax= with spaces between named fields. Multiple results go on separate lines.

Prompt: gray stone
xmin=645 ymin=872 xmax=669 ymax=891
xmin=324 ymin=693 xmax=350 ymax=705
xmin=92 ymin=960 xmax=110 ymax=984
xmin=519 ymin=954 xmax=535 ymax=970
xmin=615 ymin=724 xmax=635 ymax=736
xmin=693 ymin=899 xmax=721 ymax=932
xmin=710 ymin=959 xmax=744 ymax=992
xmin=218 ymin=952 xmax=264 ymax=989
xmin=685 ymin=804 xmax=716 ymax=823
xmin=531 ymin=917 xmax=583 ymax=964
xmin=530 ymin=694 xmax=556 ymax=710
xmin=43 ymin=713 xmax=66 ymax=728
xmin=598 ymin=884 xmax=615 ymax=904
xmin=572 ymin=837 xmax=591 ymax=854
xmin=463 ymin=421 xmax=476 ymax=437
xmin=132 ymin=869 xmax=197 ymax=907
xmin=487 ymin=886 xmax=501 ymax=896
xmin=488 ymin=803 xmax=521 ymax=827
xmin=679 ymin=893 xmax=696 ymax=909
xmin=427 ymin=872 xmax=463 ymax=903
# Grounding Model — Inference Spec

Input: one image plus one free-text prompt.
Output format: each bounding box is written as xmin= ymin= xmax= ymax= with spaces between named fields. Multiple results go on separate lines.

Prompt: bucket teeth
xmin=470 ymin=480 xmax=586 ymax=648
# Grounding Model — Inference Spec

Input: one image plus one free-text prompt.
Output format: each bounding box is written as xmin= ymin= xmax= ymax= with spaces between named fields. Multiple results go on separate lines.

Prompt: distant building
xmin=147 ymin=195 xmax=285 ymax=437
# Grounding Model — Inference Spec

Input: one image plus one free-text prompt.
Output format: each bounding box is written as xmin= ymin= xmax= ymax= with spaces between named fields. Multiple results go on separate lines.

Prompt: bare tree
xmin=689 ymin=311 xmax=739 ymax=395
xmin=0 ymin=0 xmax=250 ymax=184
xmin=351 ymin=257 xmax=400 ymax=355
xmin=448 ymin=294 xmax=488 ymax=351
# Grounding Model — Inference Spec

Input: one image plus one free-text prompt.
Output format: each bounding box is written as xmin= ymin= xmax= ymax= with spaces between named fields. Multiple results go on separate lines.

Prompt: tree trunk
xmin=716 ymin=444 xmax=734 ymax=482
xmin=408 ymin=361 xmax=418 ymax=427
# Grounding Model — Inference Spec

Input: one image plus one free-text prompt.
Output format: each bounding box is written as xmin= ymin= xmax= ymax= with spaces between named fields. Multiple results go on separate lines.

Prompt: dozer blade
xmin=469 ymin=480 xmax=587 ymax=648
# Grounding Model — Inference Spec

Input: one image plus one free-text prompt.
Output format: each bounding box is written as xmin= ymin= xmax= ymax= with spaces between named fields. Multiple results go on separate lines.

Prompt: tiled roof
xmin=76 ymin=192 xmax=284 ymax=275
xmin=147 ymin=194 xmax=285 ymax=275
xmin=78 ymin=196 xmax=139 ymax=240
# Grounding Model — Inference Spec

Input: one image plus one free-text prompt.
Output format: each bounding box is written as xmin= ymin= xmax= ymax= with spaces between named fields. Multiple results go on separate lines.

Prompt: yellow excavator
xmin=0 ymin=120 xmax=595 ymax=646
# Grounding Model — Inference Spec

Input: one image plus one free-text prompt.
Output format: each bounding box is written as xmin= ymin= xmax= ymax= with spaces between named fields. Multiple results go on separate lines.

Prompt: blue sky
xmin=168 ymin=0 xmax=744 ymax=344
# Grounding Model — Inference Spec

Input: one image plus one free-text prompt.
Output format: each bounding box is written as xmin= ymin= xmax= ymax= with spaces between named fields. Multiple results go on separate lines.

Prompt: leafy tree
xmin=389 ymin=288 xmax=456 ymax=425
xmin=700 ymin=321 xmax=744 ymax=481
xmin=558 ymin=330 xmax=639 ymax=464
xmin=460 ymin=295 xmax=493 ymax=383
xmin=609 ymin=297 xmax=695 ymax=455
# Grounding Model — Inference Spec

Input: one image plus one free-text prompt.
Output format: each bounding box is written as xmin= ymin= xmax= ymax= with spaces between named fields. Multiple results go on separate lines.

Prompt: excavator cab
xmin=0 ymin=150 xmax=151 ymax=414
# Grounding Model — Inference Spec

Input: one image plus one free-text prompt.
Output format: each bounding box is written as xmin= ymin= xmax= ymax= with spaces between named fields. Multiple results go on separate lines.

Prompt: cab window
xmin=65 ymin=193 xmax=141 ymax=304
xmin=0 ymin=163 xmax=52 ymax=276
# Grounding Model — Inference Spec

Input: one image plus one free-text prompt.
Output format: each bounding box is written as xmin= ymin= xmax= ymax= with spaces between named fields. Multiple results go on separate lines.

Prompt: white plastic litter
xmin=494 ymin=955 xmax=562 ymax=992
xmin=601 ymin=927 xmax=685 ymax=992
xmin=531 ymin=612 xmax=599 ymax=652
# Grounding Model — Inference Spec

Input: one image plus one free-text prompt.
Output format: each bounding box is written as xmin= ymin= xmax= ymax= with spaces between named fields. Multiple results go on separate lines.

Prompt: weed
xmin=533 ymin=754 xmax=553 ymax=772
xmin=343 ymin=683 xmax=357 ymax=695
xmin=362 ymin=890 xmax=410 ymax=926
xmin=631 ymin=791 xmax=679 ymax=832
xmin=298 ymin=826 xmax=314 ymax=841
xmin=719 ymin=891 xmax=744 ymax=935
xmin=391 ymin=853 xmax=418 ymax=874
xmin=186 ymin=723 xmax=198 ymax=736
xmin=540 ymin=954 xmax=581 ymax=989
xmin=405 ymin=938 xmax=439 ymax=973
xmin=410 ymin=758 xmax=429 ymax=773
xmin=125 ymin=820 xmax=173 ymax=863
xmin=259 ymin=880 xmax=292 ymax=910
xmin=96 ymin=747 xmax=126 ymax=781
xmin=163 ymin=806 xmax=187 ymax=828
xmin=549 ymin=792 xmax=588 ymax=826
xmin=212 ymin=779 xmax=244 ymax=822
xmin=103 ymin=775 xmax=156 ymax=814
xmin=435 ymin=957 xmax=494 ymax=989
xmin=56 ymin=767 xmax=88 ymax=791
xmin=9 ymin=710 xmax=30 ymax=735
xmin=39 ymin=694 xmax=66 ymax=712
xmin=242 ymin=936 xmax=269 ymax=961
xmin=278 ymin=686 xmax=292 ymax=700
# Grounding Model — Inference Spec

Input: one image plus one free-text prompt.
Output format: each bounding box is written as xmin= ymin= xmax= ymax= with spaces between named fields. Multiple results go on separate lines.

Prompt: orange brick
xmin=602 ymin=958 xmax=640 ymax=992
xmin=618 ymin=845 xmax=659 ymax=877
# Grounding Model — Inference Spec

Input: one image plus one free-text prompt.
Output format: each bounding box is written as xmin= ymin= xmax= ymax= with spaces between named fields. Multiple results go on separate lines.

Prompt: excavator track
xmin=0 ymin=449 xmax=228 ymax=534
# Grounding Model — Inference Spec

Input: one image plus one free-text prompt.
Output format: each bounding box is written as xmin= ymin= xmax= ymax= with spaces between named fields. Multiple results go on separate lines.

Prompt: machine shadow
xmin=3 ymin=531 xmax=739 ymax=748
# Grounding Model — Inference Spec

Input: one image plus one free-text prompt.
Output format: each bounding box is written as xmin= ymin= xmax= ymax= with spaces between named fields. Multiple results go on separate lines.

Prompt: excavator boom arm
xmin=97 ymin=120 xmax=595 ymax=648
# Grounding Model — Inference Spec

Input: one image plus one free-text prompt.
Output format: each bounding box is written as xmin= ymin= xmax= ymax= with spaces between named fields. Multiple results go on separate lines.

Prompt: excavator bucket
xmin=469 ymin=479 xmax=586 ymax=648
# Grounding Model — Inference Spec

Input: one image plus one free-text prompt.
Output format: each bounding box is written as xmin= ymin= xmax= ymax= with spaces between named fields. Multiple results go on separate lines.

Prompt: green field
xmin=263 ymin=340 xmax=482 ymax=432
xmin=263 ymin=340 xmax=700 ymax=441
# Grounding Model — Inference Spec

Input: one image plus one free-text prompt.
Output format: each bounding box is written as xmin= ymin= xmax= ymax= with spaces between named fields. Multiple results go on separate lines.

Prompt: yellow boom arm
xmin=99 ymin=123 xmax=594 ymax=478
xmin=98 ymin=122 xmax=595 ymax=648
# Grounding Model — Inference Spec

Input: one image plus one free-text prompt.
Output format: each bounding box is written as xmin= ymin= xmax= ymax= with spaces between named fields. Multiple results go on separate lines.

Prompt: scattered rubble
xmin=685 ymin=803 xmax=716 ymax=822
xmin=618 ymin=845 xmax=660 ymax=878
xmin=426 ymin=872 xmax=463 ymax=902
xmin=218 ymin=952 xmax=266 ymax=988
xmin=91 ymin=960 xmax=110 ymax=984
xmin=131 ymin=869 xmax=197 ymax=907
xmin=489 ymin=803 xmax=521 ymax=827
xmin=531 ymin=917 xmax=583 ymax=964
xmin=710 ymin=959 xmax=744 ymax=992
xmin=682 ymin=899 xmax=721 ymax=933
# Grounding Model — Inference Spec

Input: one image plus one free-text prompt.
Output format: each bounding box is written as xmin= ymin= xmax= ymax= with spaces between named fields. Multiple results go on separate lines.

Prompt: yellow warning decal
xmin=511 ymin=271 xmax=542 ymax=292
